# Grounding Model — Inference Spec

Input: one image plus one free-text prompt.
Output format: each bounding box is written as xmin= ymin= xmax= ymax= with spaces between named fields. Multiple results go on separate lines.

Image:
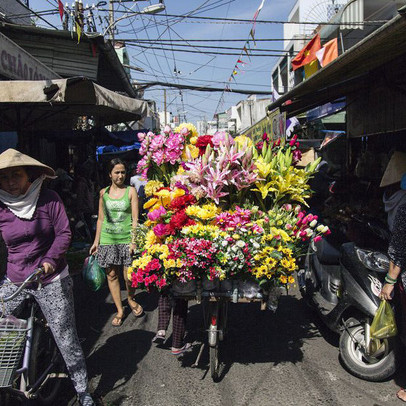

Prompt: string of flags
xmin=215 ymin=0 xmax=266 ymax=115
xmin=58 ymin=0 xmax=98 ymax=44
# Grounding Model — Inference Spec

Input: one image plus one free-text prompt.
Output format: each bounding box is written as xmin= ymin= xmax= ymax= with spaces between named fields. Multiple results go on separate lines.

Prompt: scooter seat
xmin=314 ymin=238 xmax=341 ymax=265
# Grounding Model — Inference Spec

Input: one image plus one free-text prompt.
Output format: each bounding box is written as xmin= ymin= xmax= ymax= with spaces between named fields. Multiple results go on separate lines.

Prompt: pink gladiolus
xmin=153 ymin=223 xmax=168 ymax=237
xmin=148 ymin=206 xmax=167 ymax=221
xmin=314 ymin=235 xmax=322 ymax=242
xmin=163 ymin=125 xmax=171 ymax=134
xmin=138 ymin=132 xmax=146 ymax=141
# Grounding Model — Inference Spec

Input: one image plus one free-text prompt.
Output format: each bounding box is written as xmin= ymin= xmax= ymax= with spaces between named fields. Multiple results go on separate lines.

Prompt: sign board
xmin=268 ymin=108 xmax=286 ymax=140
xmin=0 ymin=32 xmax=60 ymax=81
xmin=242 ymin=108 xmax=286 ymax=142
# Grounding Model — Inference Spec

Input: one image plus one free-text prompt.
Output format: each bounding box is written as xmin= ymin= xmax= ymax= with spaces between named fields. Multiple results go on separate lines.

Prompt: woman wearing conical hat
xmin=0 ymin=149 xmax=94 ymax=406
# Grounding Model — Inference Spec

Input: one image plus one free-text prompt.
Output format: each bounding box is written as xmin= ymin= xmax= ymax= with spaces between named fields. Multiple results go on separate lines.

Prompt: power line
xmin=127 ymin=43 xmax=286 ymax=56
xmin=136 ymin=81 xmax=273 ymax=94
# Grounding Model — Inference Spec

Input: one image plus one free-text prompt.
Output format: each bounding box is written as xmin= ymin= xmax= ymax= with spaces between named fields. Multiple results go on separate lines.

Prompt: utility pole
xmin=164 ymin=89 xmax=167 ymax=126
xmin=109 ymin=0 xmax=114 ymax=42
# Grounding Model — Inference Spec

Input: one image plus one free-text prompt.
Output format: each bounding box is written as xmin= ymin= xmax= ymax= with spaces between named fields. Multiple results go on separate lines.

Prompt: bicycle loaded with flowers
xmin=128 ymin=124 xmax=330 ymax=307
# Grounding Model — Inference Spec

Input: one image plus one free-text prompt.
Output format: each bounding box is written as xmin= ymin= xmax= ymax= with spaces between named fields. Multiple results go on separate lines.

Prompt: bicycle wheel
xmin=209 ymin=345 xmax=219 ymax=381
xmin=28 ymin=319 xmax=65 ymax=405
xmin=208 ymin=301 xmax=221 ymax=381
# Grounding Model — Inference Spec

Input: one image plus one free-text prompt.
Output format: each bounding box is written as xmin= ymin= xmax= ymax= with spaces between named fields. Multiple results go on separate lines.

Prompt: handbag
xmin=82 ymin=255 xmax=106 ymax=292
xmin=370 ymin=299 xmax=398 ymax=339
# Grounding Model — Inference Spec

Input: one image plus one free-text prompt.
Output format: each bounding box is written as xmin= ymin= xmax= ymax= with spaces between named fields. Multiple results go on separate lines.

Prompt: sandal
xmin=130 ymin=303 xmax=144 ymax=317
xmin=111 ymin=315 xmax=123 ymax=327
xmin=171 ymin=343 xmax=192 ymax=355
xmin=152 ymin=330 xmax=166 ymax=344
xmin=397 ymin=389 xmax=406 ymax=402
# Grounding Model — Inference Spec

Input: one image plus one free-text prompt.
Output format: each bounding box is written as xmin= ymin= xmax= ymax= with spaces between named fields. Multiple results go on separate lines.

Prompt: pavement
xmin=59 ymin=273 xmax=406 ymax=406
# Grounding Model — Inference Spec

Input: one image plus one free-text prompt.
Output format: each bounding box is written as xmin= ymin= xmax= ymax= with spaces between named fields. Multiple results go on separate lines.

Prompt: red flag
xmin=237 ymin=59 xmax=244 ymax=64
xmin=291 ymin=34 xmax=321 ymax=71
xmin=58 ymin=0 xmax=64 ymax=20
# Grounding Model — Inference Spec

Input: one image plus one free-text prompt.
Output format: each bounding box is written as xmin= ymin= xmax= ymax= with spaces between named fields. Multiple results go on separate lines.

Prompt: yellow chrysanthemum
xmin=174 ymin=122 xmax=198 ymax=138
xmin=181 ymin=144 xmax=200 ymax=161
xmin=145 ymin=230 xmax=158 ymax=246
xmin=279 ymin=275 xmax=287 ymax=284
xmin=145 ymin=180 xmax=164 ymax=197
xmin=288 ymin=276 xmax=295 ymax=284
xmin=190 ymin=136 xmax=198 ymax=145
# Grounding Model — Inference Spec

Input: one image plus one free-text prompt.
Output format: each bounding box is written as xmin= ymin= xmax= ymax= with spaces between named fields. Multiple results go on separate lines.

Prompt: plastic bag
xmin=370 ymin=299 xmax=397 ymax=339
xmin=82 ymin=255 xmax=106 ymax=291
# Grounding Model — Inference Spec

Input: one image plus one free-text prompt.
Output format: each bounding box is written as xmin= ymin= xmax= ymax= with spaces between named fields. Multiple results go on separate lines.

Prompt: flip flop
xmin=111 ymin=315 xmax=123 ymax=327
xmin=152 ymin=331 xmax=166 ymax=344
xmin=130 ymin=303 xmax=144 ymax=317
xmin=397 ymin=389 xmax=406 ymax=402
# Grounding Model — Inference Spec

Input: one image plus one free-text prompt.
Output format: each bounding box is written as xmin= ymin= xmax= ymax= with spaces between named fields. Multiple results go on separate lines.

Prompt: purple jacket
xmin=0 ymin=188 xmax=71 ymax=284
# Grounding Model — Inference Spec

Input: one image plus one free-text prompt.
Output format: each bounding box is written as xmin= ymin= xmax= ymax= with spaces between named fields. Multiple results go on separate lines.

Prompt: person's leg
xmin=0 ymin=278 xmax=25 ymax=315
xmin=123 ymin=265 xmax=143 ymax=316
xmin=31 ymin=276 xmax=89 ymax=396
xmin=171 ymin=299 xmax=189 ymax=350
xmin=106 ymin=265 xmax=124 ymax=325
xmin=152 ymin=294 xmax=172 ymax=343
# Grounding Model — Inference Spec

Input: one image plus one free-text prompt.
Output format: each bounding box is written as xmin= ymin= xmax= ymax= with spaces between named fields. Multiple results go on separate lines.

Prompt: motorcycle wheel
xmin=339 ymin=317 xmax=397 ymax=382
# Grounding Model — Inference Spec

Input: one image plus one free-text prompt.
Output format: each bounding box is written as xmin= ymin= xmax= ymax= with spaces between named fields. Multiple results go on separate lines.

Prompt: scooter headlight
xmin=355 ymin=247 xmax=390 ymax=273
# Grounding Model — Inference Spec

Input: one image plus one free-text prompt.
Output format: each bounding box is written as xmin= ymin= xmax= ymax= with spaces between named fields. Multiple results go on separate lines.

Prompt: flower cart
xmin=129 ymin=125 xmax=329 ymax=380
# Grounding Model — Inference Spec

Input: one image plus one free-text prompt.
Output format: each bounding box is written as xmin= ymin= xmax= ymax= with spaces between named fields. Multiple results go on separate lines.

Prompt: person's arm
xmin=89 ymin=188 xmax=105 ymax=255
xmin=381 ymin=204 xmax=406 ymax=300
xmin=129 ymin=187 xmax=139 ymax=254
xmin=380 ymin=261 xmax=402 ymax=300
xmin=41 ymin=191 xmax=72 ymax=274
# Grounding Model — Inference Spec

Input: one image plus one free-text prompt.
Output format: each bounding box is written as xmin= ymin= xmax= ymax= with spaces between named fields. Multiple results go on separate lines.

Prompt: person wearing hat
xmin=381 ymin=151 xmax=406 ymax=232
xmin=0 ymin=149 xmax=94 ymax=406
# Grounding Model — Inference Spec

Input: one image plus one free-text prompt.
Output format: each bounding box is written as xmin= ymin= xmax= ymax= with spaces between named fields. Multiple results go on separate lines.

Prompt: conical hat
xmin=297 ymin=148 xmax=315 ymax=167
xmin=380 ymin=151 xmax=406 ymax=187
xmin=0 ymin=149 xmax=55 ymax=177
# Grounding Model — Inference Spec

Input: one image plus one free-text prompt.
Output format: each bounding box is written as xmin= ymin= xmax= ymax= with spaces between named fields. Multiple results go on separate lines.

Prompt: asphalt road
xmin=63 ymin=274 xmax=405 ymax=406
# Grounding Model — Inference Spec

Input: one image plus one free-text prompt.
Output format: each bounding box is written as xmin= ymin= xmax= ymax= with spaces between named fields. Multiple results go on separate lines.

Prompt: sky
xmin=31 ymin=0 xmax=297 ymax=126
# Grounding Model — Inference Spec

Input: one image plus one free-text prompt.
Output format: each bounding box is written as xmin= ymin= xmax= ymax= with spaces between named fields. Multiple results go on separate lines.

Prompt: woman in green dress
xmin=90 ymin=158 xmax=143 ymax=326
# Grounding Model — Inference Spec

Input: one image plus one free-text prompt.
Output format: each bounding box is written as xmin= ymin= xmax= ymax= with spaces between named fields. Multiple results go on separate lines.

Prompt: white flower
xmin=316 ymin=225 xmax=324 ymax=232
xmin=221 ymin=240 xmax=228 ymax=247
xmin=252 ymin=242 xmax=260 ymax=249
xmin=231 ymin=245 xmax=239 ymax=253
xmin=236 ymin=240 xmax=245 ymax=248
xmin=309 ymin=220 xmax=317 ymax=228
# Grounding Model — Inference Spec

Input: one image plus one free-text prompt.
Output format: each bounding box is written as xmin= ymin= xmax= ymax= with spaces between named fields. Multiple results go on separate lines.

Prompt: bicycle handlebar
xmin=0 ymin=268 xmax=45 ymax=302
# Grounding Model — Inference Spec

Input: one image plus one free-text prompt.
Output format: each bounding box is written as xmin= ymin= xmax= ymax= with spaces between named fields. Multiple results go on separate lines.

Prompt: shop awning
xmin=0 ymin=77 xmax=150 ymax=131
xmin=267 ymin=13 xmax=406 ymax=117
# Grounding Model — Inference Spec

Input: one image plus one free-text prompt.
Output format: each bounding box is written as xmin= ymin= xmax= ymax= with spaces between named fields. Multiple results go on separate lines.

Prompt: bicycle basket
xmin=0 ymin=316 xmax=28 ymax=388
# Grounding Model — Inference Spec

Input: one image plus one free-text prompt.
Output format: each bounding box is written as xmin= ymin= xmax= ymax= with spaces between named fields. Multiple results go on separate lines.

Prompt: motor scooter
xmin=298 ymin=214 xmax=400 ymax=381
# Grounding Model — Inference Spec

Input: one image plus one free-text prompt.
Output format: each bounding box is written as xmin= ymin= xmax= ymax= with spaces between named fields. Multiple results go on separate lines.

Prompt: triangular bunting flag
xmin=58 ymin=0 xmax=64 ymax=20
xmin=76 ymin=22 xmax=82 ymax=44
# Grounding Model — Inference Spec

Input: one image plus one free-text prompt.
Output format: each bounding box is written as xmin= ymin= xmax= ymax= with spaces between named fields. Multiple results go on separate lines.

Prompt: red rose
xmin=196 ymin=135 xmax=214 ymax=156
xmin=169 ymin=194 xmax=196 ymax=211
xmin=167 ymin=209 xmax=195 ymax=234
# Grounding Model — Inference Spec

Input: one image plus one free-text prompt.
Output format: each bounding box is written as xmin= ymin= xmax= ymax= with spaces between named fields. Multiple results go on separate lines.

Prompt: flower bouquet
xmin=129 ymin=124 xmax=329 ymax=301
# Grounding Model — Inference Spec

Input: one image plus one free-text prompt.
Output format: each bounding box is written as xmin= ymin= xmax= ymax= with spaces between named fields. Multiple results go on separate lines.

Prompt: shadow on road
xmin=86 ymin=328 xmax=154 ymax=400
xmin=180 ymin=293 xmax=321 ymax=380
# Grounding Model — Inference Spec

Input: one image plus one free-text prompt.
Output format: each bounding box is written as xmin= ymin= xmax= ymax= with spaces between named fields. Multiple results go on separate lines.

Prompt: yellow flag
xmin=76 ymin=22 xmax=82 ymax=44
xmin=304 ymin=59 xmax=318 ymax=78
